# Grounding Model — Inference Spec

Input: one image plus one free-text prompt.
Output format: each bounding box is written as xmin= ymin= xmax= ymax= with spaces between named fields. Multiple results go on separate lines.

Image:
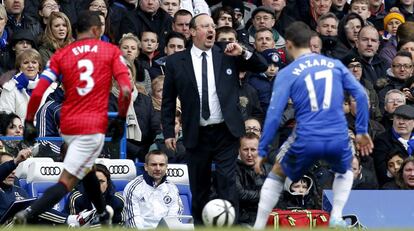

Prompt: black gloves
xmin=108 ymin=116 xmax=126 ymax=143
xmin=23 ymin=121 xmax=38 ymax=145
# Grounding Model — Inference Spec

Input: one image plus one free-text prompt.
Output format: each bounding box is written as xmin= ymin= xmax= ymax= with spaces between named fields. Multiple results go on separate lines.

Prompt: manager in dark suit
xmin=161 ymin=13 xmax=267 ymax=224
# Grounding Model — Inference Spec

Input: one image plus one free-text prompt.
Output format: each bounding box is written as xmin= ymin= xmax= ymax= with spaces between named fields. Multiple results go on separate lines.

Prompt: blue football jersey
xmin=259 ymin=53 xmax=369 ymax=157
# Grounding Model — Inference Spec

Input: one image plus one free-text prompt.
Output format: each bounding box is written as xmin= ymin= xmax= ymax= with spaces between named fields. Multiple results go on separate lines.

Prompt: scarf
xmin=152 ymin=96 xmax=161 ymax=111
xmin=111 ymin=85 xmax=142 ymax=141
xmin=0 ymin=30 xmax=8 ymax=50
xmin=392 ymin=128 xmax=414 ymax=155
xmin=13 ymin=72 xmax=39 ymax=96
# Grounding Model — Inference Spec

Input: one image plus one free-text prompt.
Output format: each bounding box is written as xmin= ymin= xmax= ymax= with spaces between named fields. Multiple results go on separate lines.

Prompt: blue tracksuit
xmin=259 ymin=53 xmax=369 ymax=181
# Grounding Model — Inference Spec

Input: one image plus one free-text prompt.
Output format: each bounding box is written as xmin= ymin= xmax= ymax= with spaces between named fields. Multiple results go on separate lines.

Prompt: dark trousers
xmin=186 ymin=123 xmax=239 ymax=225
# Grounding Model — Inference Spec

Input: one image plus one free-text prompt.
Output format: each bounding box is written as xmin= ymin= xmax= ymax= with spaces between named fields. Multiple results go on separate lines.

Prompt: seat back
xmin=15 ymin=157 xmax=54 ymax=178
xmin=166 ymin=164 xmax=189 ymax=185
xmin=176 ymin=184 xmax=192 ymax=215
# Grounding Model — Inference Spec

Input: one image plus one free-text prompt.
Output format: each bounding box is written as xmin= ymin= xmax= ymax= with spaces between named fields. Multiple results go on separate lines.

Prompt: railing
xmin=0 ymin=112 xmax=127 ymax=159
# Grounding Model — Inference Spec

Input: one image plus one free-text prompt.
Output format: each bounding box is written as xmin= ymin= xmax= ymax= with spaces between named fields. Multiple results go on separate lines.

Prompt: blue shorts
xmin=279 ymin=135 xmax=352 ymax=182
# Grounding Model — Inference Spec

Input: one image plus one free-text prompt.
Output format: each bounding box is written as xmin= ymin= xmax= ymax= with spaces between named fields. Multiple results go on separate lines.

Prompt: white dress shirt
xmin=190 ymin=45 xmax=224 ymax=126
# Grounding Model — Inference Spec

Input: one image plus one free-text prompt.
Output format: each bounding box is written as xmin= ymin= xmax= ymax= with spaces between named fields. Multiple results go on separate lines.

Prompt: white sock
xmin=253 ymin=172 xmax=284 ymax=229
xmin=331 ymin=170 xmax=353 ymax=220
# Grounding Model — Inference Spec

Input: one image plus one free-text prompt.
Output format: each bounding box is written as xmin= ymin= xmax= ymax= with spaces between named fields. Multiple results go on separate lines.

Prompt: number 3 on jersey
xmin=304 ymin=69 xmax=333 ymax=111
xmin=76 ymin=59 xmax=95 ymax=96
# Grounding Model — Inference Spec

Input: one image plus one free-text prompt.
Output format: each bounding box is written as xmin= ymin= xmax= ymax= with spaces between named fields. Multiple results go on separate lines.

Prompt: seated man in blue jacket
xmin=0 ymin=151 xmax=93 ymax=226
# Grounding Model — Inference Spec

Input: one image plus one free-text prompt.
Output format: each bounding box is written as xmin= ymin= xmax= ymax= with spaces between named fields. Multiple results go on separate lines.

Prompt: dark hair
xmin=215 ymin=26 xmax=237 ymax=40
xmin=75 ymin=11 xmax=103 ymax=34
xmin=337 ymin=12 xmax=364 ymax=49
xmin=395 ymin=156 xmax=414 ymax=189
xmin=173 ymin=9 xmax=192 ymax=22
xmin=397 ymin=39 xmax=414 ymax=52
xmin=0 ymin=113 xmax=20 ymax=136
xmin=165 ymin=31 xmax=186 ymax=46
xmin=145 ymin=150 xmax=168 ymax=164
xmin=95 ymin=163 xmax=111 ymax=182
xmin=385 ymin=150 xmax=405 ymax=164
xmin=285 ymin=21 xmax=313 ymax=48
xmin=394 ymin=50 xmax=413 ymax=61
xmin=404 ymin=76 xmax=414 ymax=89
xmin=211 ymin=6 xmax=236 ymax=29
xmin=189 ymin=13 xmax=209 ymax=29
xmin=397 ymin=21 xmax=414 ymax=42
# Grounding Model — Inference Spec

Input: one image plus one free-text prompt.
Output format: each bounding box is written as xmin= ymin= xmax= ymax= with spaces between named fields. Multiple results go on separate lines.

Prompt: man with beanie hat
xmin=248 ymin=48 xmax=285 ymax=113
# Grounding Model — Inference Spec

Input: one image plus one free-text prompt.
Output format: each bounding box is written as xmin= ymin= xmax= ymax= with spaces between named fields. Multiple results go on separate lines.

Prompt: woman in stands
xmin=0 ymin=112 xmax=29 ymax=157
xmin=38 ymin=11 xmax=74 ymax=64
xmin=0 ymin=48 xmax=42 ymax=121
xmin=383 ymin=156 xmax=414 ymax=189
xmin=67 ymin=164 xmax=125 ymax=225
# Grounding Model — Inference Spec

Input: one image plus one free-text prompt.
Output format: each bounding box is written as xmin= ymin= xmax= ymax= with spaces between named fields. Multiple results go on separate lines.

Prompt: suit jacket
xmin=162 ymin=45 xmax=267 ymax=148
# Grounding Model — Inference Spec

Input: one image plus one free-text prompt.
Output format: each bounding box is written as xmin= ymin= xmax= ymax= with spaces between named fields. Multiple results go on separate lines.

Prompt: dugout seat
xmin=166 ymin=164 xmax=189 ymax=185
xmin=176 ymin=184 xmax=192 ymax=215
xmin=26 ymin=161 xmax=67 ymax=212
xmin=15 ymin=157 xmax=54 ymax=191
xmin=95 ymin=158 xmax=137 ymax=192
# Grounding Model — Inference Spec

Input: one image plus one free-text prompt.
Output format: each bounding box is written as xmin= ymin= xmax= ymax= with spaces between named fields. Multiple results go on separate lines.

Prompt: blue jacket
xmin=248 ymin=73 xmax=275 ymax=114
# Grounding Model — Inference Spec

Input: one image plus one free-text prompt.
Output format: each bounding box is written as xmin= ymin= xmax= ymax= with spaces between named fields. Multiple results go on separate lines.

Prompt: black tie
xmin=201 ymin=52 xmax=210 ymax=120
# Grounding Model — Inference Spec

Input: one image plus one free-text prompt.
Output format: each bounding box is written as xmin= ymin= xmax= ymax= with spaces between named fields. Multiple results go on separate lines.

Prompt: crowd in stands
xmin=1 ymin=0 xmax=414 ymax=227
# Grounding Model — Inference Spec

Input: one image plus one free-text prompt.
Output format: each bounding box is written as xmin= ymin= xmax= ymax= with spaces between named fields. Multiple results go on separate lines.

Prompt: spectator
xmin=0 ymin=48 xmax=42 ymax=121
xmin=367 ymin=0 xmax=387 ymax=31
xmin=38 ymin=12 xmax=74 ymax=64
xmin=398 ymin=39 xmax=414 ymax=62
xmin=317 ymin=12 xmax=348 ymax=59
xmin=1 ymin=28 xmax=37 ymax=75
xmin=381 ymin=89 xmax=406 ymax=130
xmin=238 ymin=70 xmax=264 ymax=122
xmin=215 ymin=26 xmax=237 ymax=42
xmin=211 ymin=6 xmax=236 ymax=29
xmin=349 ymin=0 xmax=371 ymax=24
xmin=119 ymin=0 xmax=172 ymax=55
xmin=306 ymin=0 xmax=333 ymax=30
xmin=337 ymin=12 xmax=364 ymax=49
xmin=150 ymin=110 xmax=186 ymax=163
xmin=397 ymin=0 xmax=414 ymax=22
xmin=67 ymin=164 xmax=125 ymax=225
xmin=253 ymin=28 xmax=276 ymax=52
xmin=248 ymin=6 xmax=285 ymax=49
xmin=236 ymin=132 xmax=270 ymax=226
xmin=123 ymin=150 xmax=183 ymax=229
xmin=150 ymin=31 xmax=187 ymax=78
xmin=402 ymin=76 xmax=414 ymax=105
xmin=0 ymin=4 xmax=11 ymax=75
xmin=310 ymin=33 xmax=322 ymax=54
xmin=351 ymin=155 xmax=379 ymax=189
xmin=137 ymin=31 xmax=159 ymax=92
xmin=37 ymin=0 xmax=60 ymax=28
xmin=172 ymin=9 xmax=192 ymax=41
xmin=0 ymin=112 xmax=29 ymax=156
xmin=378 ymin=51 xmax=413 ymax=110
xmin=88 ymin=0 xmax=109 ymax=17
xmin=385 ymin=150 xmax=405 ymax=183
xmin=342 ymin=53 xmax=381 ymax=120
xmin=151 ymin=75 xmax=164 ymax=126
xmin=109 ymin=0 xmax=137 ymax=38
xmin=4 ymin=0 xmax=42 ymax=39
xmin=248 ymin=48 xmax=285 ymax=114
xmin=262 ymin=0 xmax=296 ymax=37
xmin=276 ymin=175 xmax=320 ymax=210
xmin=379 ymin=12 xmax=406 ymax=68
xmin=109 ymin=60 xmax=158 ymax=161
xmin=383 ymin=156 xmax=414 ymax=189
xmin=35 ymin=87 xmax=63 ymax=161
xmin=160 ymin=0 xmax=180 ymax=17
xmin=245 ymin=117 xmax=262 ymax=137
xmin=24 ymin=0 xmax=79 ymax=28
xmin=348 ymin=25 xmax=386 ymax=87
xmin=331 ymin=0 xmax=350 ymax=20
xmin=0 ymin=151 xmax=94 ymax=226
xmin=373 ymin=105 xmax=414 ymax=186
xmin=180 ymin=0 xmax=210 ymax=16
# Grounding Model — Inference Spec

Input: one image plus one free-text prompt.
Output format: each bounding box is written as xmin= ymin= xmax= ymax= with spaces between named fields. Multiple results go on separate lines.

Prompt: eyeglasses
xmin=348 ymin=64 xmax=362 ymax=69
xmin=246 ymin=126 xmax=261 ymax=133
xmin=392 ymin=64 xmax=413 ymax=69
xmin=43 ymin=4 xmax=59 ymax=10
xmin=90 ymin=4 xmax=107 ymax=10
xmin=386 ymin=99 xmax=405 ymax=104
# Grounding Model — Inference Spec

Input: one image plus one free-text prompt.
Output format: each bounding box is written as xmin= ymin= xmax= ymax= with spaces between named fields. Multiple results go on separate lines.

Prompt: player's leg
xmin=253 ymin=161 xmax=286 ymax=229
xmin=325 ymin=138 xmax=354 ymax=227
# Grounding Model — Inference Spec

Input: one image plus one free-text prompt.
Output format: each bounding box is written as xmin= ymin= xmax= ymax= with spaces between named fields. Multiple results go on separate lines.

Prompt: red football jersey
xmin=41 ymin=39 xmax=130 ymax=135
